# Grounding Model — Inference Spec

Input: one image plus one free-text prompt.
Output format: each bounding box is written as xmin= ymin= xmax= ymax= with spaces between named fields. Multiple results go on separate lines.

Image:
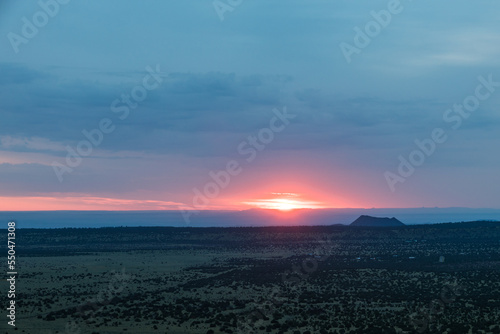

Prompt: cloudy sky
xmin=1 ymin=0 xmax=499 ymax=211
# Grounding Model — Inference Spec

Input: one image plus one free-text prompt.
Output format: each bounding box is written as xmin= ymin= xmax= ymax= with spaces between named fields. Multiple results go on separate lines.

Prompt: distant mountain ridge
xmin=1 ymin=209 xmax=499 ymax=228
xmin=350 ymin=215 xmax=405 ymax=227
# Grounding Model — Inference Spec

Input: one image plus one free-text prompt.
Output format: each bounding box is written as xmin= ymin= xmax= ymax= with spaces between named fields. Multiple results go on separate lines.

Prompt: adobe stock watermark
xmin=74 ymin=268 xmax=131 ymax=321
xmin=180 ymin=106 xmax=295 ymax=224
xmin=213 ymin=0 xmax=243 ymax=21
xmin=47 ymin=267 xmax=131 ymax=334
xmin=406 ymin=282 xmax=465 ymax=333
xmin=7 ymin=0 xmax=70 ymax=54
xmin=339 ymin=0 xmax=412 ymax=64
xmin=385 ymin=74 xmax=499 ymax=192
xmin=51 ymin=64 xmax=163 ymax=182
xmin=236 ymin=236 xmax=337 ymax=334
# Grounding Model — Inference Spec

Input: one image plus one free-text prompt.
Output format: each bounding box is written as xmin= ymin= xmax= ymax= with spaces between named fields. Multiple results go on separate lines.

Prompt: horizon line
xmin=1 ymin=206 xmax=500 ymax=213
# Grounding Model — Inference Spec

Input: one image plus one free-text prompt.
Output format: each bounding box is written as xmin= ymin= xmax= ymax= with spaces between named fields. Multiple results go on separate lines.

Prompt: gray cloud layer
xmin=0 ymin=1 xmax=499 ymax=208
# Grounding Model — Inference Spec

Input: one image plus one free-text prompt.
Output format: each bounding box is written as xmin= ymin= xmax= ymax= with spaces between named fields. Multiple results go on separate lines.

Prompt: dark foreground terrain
xmin=1 ymin=221 xmax=500 ymax=334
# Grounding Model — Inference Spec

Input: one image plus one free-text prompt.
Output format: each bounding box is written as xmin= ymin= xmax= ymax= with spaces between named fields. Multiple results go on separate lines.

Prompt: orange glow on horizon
xmin=0 ymin=196 xmax=184 ymax=211
xmin=0 ymin=188 xmax=360 ymax=211
xmin=242 ymin=192 xmax=326 ymax=211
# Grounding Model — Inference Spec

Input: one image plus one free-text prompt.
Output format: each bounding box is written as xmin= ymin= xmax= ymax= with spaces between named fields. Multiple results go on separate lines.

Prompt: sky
xmin=0 ymin=0 xmax=499 ymax=211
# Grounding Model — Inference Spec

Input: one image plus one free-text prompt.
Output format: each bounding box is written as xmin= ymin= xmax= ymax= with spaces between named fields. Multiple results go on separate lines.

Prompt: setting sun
xmin=243 ymin=193 xmax=325 ymax=211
